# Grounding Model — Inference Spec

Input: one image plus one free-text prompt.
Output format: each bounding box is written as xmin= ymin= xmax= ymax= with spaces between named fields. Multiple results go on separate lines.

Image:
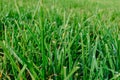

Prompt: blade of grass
xmin=39 ymin=0 xmax=47 ymax=79
xmin=17 ymin=64 xmax=27 ymax=80
xmin=14 ymin=0 xmax=20 ymax=17
xmin=89 ymin=36 xmax=99 ymax=80
xmin=64 ymin=66 xmax=79 ymax=80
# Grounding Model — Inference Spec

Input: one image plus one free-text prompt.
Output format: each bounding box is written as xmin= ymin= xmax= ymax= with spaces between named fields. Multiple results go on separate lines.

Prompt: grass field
xmin=0 ymin=0 xmax=120 ymax=80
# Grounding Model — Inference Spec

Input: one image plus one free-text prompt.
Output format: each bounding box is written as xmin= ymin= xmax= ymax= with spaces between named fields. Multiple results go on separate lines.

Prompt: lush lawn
xmin=0 ymin=0 xmax=120 ymax=80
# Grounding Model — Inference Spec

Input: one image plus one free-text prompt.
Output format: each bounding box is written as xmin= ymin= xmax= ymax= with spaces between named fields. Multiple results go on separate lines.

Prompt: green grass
xmin=0 ymin=0 xmax=120 ymax=80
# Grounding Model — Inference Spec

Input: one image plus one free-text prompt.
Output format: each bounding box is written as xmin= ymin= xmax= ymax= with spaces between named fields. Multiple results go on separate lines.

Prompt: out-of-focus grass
xmin=0 ymin=0 xmax=120 ymax=80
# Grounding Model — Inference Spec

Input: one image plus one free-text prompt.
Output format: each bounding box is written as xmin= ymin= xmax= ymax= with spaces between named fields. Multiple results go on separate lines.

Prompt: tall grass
xmin=0 ymin=0 xmax=120 ymax=80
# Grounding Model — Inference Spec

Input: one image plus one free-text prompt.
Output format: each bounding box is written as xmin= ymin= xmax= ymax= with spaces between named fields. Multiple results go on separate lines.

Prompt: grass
xmin=0 ymin=0 xmax=120 ymax=79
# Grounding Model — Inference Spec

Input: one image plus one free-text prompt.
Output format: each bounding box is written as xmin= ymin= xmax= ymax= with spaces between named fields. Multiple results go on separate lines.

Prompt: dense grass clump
xmin=0 ymin=0 xmax=120 ymax=80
